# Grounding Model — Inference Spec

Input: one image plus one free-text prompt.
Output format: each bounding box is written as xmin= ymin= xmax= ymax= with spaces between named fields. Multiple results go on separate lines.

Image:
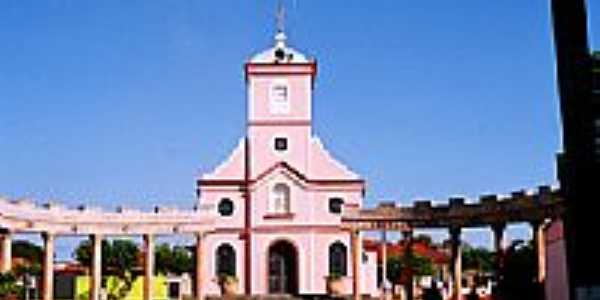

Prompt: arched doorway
xmin=268 ymin=240 xmax=298 ymax=295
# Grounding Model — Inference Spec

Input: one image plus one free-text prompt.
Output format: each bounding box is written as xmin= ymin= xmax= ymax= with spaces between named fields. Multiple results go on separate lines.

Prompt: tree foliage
xmin=155 ymin=243 xmax=193 ymax=276
xmin=74 ymin=239 xmax=197 ymax=299
xmin=10 ymin=240 xmax=42 ymax=278
xmin=462 ymin=245 xmax=494 ymax=273
xmin=11 ymin=240 xmax=42 ymax=264
xmin=74 ymin=239 xmax=140 ymax=300
xmin=387 ymin=254 xmax=434 ymax=284
xmin=9 ymin=240 xmax=42 ymax=299
xmin=74 ymin=239 xmax=92 ymax=267
xmin=0 ymin=272 xmax=22 ymax=298
xmin=75 ymin=239 xmax=139 ymax=275
xmin=414 ymin=234 xmax=433 ymax=246
xmin=105 ymin=240 xmax=139 ymax=276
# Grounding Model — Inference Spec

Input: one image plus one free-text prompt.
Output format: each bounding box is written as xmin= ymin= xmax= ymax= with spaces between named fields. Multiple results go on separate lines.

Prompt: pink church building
xmin=195 ymin=29 xmax=379 ymax=297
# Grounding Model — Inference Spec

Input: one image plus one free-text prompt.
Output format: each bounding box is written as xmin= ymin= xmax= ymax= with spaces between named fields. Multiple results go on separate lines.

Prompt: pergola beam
xmin=342 ymin=186 xmax=563 ymax=230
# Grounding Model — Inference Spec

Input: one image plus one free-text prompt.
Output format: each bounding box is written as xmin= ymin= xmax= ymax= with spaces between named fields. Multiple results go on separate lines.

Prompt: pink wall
xmin=545 ymin=219 xmax=569 ymax=300
xmin=201 ymin=233 xmax=246 ymax=295
xmin=196 ymin=40 xmax=375 ymax=297
xmin=200 ymin=187 xmax=245 ymax=229
xmin=248 ymin=76 xmax=312 ymax=123
xmin=248 ymin=125 xmax=311 ymax=178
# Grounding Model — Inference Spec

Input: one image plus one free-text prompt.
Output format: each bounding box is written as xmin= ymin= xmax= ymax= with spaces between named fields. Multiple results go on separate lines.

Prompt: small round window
xmin=218 ymin=198 xmax=234 ymax=216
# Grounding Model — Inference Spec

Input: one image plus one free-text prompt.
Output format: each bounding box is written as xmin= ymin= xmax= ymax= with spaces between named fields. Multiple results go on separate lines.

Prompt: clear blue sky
xmin=1 ymin=1 xmax=599 ymax=257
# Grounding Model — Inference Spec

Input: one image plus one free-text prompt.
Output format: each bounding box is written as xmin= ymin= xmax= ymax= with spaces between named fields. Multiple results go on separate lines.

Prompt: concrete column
xmin=351 ymin=229 xmax=361 ymax=300
xmin=90 ymin=234 xmax=102 ymax=300
xmin=143 ymin=234 xmax=154 ymax=300
xmin=195 ymin=233 xmax=204 ymax=300
xmin=0 ymin=232 xmax=12 ymax=273
xmin=450 ymin=227 xmax=462 ymax=300
xmin=402 ymin=230 xmax=414 ymax=300
xmin=381 ymin=229 xmax=388 ymax=291
xmin=532 ymin=221 xmax=547 ymax=283
xmin=42 ymin=232 xmax=55 ymax=300
xmin=492 ymin=224 xmax=505 ymax=258
xmin=492 ymin=223 xmax=506 ymax=286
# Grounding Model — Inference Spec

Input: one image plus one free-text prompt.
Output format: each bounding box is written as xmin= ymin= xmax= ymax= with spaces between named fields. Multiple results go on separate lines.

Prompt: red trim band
xmin=263 ymin=213 xmax=295 ymax=220
xmin=248 ymin=120 xmax=311 ymax=127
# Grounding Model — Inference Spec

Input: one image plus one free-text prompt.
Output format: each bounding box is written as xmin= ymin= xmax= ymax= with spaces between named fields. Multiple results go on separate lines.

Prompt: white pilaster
xmin=195 ymin=233 xmax=204 ymax=300
xmin=351 ymin=229 xmax=361 ymax=300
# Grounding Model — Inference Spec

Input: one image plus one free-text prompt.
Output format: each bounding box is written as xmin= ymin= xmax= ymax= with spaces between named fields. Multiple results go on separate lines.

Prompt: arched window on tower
xmin=216 ymin=244 xmax=236 ymax=277
xmin=329 ymin=241 xmax=348 ymax=276
xmin=271 ymin=183 xmax=291 ymax=214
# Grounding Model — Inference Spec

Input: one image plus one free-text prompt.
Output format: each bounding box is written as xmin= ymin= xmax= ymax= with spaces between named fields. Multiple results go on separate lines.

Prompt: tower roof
xmin=249 ymin=32 xmax=310 ymax=64
xmin=249 ymin=3 xmax=311 ymax=64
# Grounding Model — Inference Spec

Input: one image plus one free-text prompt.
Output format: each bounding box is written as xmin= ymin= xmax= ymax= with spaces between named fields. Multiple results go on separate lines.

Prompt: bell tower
xmin=244 ymin=16 xmax=317 ymax=178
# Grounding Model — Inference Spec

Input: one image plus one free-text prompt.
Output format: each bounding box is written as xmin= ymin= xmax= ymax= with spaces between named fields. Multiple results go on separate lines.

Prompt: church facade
xmin=196 ymin=29 xmax=378 ymax=297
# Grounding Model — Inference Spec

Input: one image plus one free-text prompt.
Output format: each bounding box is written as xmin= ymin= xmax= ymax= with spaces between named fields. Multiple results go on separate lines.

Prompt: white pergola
xmin=341 ymin=186 xmax=564 ymax=300
xmin=0 ymin=197 xmax=215 ymax=300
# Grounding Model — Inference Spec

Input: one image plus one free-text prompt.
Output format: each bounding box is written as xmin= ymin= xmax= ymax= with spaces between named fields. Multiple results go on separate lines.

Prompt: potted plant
xmin=326 ymin=272 xmax=345 ymax=296
xmin=217 ymin=273 xmax=239 ymax=296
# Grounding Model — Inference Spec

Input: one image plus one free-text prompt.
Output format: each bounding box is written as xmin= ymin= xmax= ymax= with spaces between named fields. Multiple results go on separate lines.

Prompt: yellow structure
xmin=74 ymin=275 xmax=169 ymax=300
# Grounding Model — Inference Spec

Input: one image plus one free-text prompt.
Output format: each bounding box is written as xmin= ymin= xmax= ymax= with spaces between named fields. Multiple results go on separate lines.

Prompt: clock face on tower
xmin=270 ymin=81 xmax=290 ymax=114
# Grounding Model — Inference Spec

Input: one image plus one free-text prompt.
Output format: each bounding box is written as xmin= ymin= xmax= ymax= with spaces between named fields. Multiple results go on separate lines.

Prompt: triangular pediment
xmin=252 ymin=161 xmax=310 ymax=189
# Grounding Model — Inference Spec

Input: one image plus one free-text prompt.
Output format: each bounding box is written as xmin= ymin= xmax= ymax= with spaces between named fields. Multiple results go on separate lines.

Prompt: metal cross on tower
xmin=276 ymin=1 xmax=286 ymax=33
